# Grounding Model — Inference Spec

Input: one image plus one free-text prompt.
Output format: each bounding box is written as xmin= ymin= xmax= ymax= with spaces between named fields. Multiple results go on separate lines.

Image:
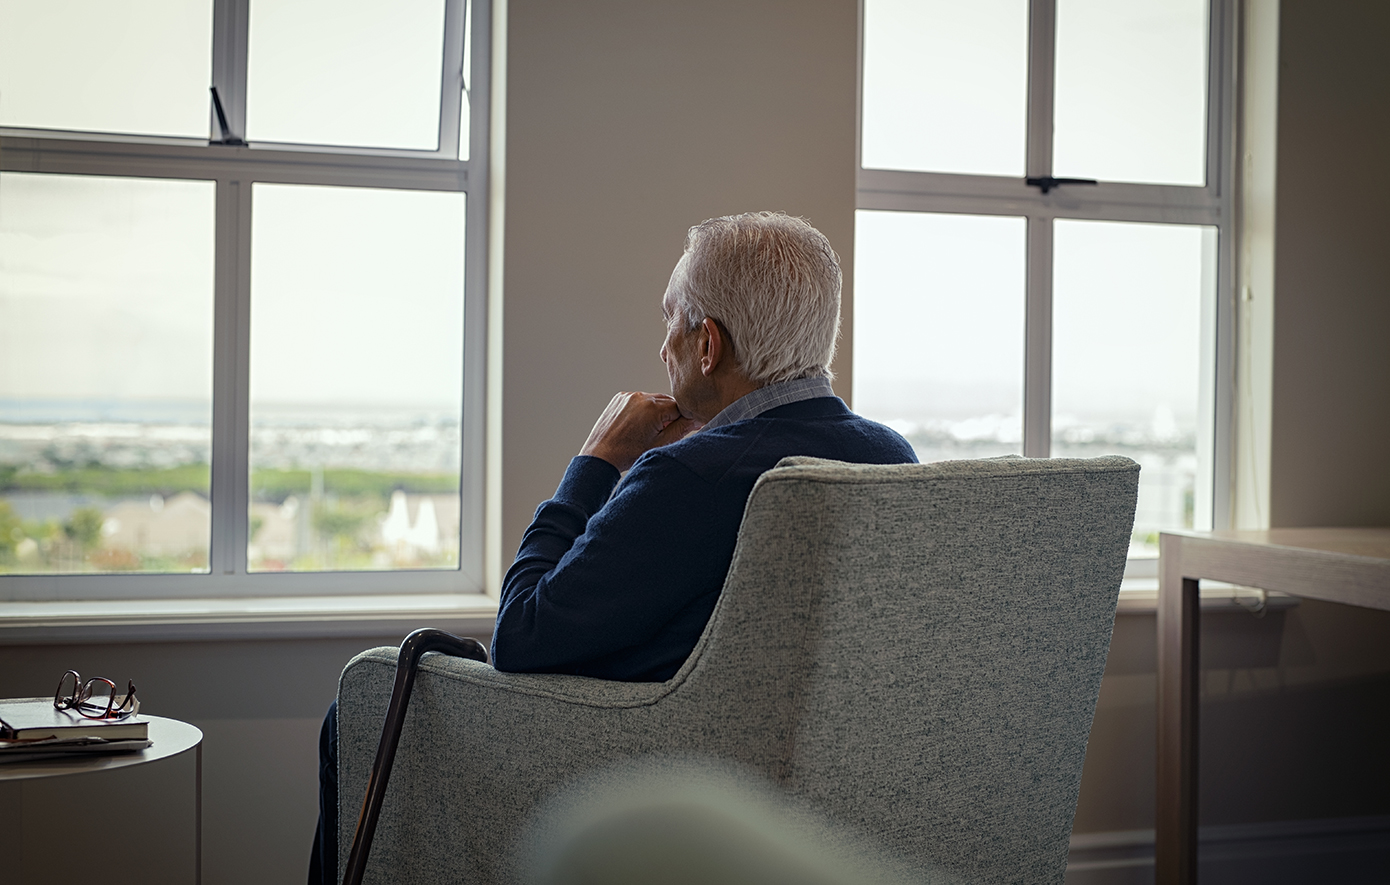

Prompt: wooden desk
xmin=1156 ymin=528 xmax=1390 ymax=885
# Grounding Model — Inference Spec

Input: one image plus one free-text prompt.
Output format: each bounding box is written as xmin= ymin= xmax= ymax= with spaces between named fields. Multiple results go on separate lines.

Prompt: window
xmin=855 ymin=0 xmax=1234 ymax=572
xmin=0 ymin=0 xmax=489 ymax=599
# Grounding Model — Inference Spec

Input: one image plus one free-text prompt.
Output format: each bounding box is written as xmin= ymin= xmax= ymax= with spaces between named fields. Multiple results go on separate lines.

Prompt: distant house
xmin=245 ymin=491 xmax=461 ymax=569
xmin=380 ymin=491 xmax=460 ymax=562
xmin=247 ymin=497 xmax=302 ymax=567
xmin=102 ymin=492 xmax=210 ymax=557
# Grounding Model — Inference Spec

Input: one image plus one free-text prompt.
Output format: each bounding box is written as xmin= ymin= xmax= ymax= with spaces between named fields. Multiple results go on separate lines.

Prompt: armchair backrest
xmin=680 ymin=455 xmax=1139 ymax=883
xmin=335 ymin=455 xmax=1138 ymax=885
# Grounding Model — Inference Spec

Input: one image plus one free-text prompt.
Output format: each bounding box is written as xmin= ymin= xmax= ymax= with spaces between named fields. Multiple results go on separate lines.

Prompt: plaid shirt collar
xmin=701 ymin=375 xmax=836 ymax=431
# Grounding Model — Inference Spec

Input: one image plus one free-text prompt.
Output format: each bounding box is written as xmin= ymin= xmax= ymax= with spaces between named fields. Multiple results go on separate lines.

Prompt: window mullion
xmin=211 ymin=0 xmax=250 ymax=143
xmin=232 ymin=181 xmax=253 ymax=577
xmin=1025 ymin=0 xmax=1057 ymax=180
xmin=1023 ymin=0 xmax=1057 ymax=458
xmin=459 ymin=0 xmax=491 ymax=593
xmin=1024 ymin=216 xmax=1053 ymax=458
xmin=209 ymin=181 xmax=236 ymax=575
xmin=1211 ymin=0 xmax=1238 ymax=531
xmin=1203 ymin=0 xmax=1228 ymax=196
xmin=209 ymin=179 xmax=251 ymax=576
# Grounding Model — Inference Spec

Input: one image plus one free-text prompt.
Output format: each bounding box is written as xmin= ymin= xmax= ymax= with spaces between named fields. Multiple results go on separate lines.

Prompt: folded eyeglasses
xmin=54 ymin=670 xmax=139 ymax=721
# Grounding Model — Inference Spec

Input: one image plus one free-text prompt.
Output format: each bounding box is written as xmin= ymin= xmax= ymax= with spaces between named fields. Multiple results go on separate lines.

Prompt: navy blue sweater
xmin=491 ymin=396 xmax=917 ymax=681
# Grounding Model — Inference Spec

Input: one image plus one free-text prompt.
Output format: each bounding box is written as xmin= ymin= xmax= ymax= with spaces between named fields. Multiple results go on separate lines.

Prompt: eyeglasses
xmin=54 ymin=670 xmax=139 ymax=721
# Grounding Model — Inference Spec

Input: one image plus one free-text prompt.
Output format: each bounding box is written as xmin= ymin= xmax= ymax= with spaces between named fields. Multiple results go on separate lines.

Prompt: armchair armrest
xmin=335 ymin=644 xmax=740 ymax=884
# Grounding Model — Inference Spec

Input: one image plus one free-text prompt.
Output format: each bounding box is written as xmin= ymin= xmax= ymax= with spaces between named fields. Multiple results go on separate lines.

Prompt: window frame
xmin=0 ymin=0 xmax=491 ymax=601
xmin=855 ymin=0 xmax=1238 ymax=553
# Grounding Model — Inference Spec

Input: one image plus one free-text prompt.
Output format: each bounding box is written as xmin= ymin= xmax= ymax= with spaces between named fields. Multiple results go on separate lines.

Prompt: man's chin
xmin=668 ymin=392 xmax=692 ymax=420
xmin=675 ymin=402 xmax=701 ymax=423
xmin=668 ymin=386 xmax=707 ymax=424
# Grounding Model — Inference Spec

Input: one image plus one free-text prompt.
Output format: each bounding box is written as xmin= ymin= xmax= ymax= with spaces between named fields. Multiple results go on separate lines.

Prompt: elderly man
xmin=490 ymin=211 xmax=917 ymax=681
xmin=310 ymin=212 xmax=914 ymax=884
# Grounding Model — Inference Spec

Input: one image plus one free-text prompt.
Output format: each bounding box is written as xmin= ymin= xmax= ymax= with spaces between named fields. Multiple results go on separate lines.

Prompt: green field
xmin=1 ymin=464 xmax=460 ymax=573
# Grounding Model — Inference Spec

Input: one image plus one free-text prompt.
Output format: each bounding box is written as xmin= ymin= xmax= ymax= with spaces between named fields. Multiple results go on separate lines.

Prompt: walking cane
xmin=341 ymin=627 xmax=489 ymax=885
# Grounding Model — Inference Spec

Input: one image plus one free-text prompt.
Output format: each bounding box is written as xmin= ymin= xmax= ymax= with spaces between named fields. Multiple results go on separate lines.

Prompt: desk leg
xmin=1158 ymin=537 xmax=1200 ymax=885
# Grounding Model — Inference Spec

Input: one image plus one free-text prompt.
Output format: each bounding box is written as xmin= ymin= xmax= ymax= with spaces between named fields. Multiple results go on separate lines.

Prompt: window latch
xmin=1025 ymin=176 xmax=1098 ymax=195
xmin=210 ymin=87 xmax=246 ymax=146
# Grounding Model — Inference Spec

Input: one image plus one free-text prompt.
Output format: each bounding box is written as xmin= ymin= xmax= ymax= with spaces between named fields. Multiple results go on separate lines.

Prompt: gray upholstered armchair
xmin=337 ymin=455 xmax=1139 ymax=884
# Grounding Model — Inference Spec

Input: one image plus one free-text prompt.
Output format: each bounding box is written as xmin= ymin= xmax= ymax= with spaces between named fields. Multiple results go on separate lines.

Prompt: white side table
xmin=0 ymin=715 xmax=203 ymax=885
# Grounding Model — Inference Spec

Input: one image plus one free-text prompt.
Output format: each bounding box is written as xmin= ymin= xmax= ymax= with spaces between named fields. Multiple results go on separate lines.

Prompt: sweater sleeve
xmin=491 ymin=451 xmax=727 ymax=676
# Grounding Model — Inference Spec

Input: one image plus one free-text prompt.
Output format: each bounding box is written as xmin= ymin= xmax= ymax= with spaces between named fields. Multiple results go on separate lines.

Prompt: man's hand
xmin=580 ymin=392 xmax=702 ymax=472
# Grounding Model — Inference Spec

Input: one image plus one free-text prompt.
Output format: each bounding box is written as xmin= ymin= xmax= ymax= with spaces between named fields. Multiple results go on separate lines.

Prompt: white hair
xmin=669 ymin=212 xmax=841 ymax=385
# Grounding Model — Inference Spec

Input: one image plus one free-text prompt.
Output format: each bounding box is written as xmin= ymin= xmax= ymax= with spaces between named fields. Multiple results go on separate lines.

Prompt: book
xmin=0 ymin=696 xmax=149 ymax=742
xmin=0 ymin=737 xmax=153 ymax=765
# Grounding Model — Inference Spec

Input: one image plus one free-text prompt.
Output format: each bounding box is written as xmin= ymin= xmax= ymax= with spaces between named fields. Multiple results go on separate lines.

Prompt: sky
xmin=860 ymin=0 xmax=1208 ymax=184
xmin=0 ymin=173 xmax=217 ymax=404
xmin=0 ymin=0 xmax=450 ymax=148
xmin=0 ymin=0 xmax=477 ymax=418
xmin=0 ymin=173 xmax=467 ymax=412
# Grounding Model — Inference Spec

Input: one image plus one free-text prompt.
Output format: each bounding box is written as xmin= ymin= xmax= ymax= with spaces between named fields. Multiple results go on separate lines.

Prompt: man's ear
xmin=700 ymin=317 xmax=723 ymax=377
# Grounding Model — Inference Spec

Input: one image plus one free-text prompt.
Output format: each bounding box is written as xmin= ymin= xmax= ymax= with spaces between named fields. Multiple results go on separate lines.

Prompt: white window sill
xmin=0 ymin=594 xmax=499 ymax=644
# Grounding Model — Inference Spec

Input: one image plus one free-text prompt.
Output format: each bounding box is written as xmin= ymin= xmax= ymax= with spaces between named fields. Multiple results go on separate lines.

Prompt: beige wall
xmin=1266 ymin=0 xmax=1390 ymax=528
xmin=499 ymin=0 xmax=859 ymax=560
